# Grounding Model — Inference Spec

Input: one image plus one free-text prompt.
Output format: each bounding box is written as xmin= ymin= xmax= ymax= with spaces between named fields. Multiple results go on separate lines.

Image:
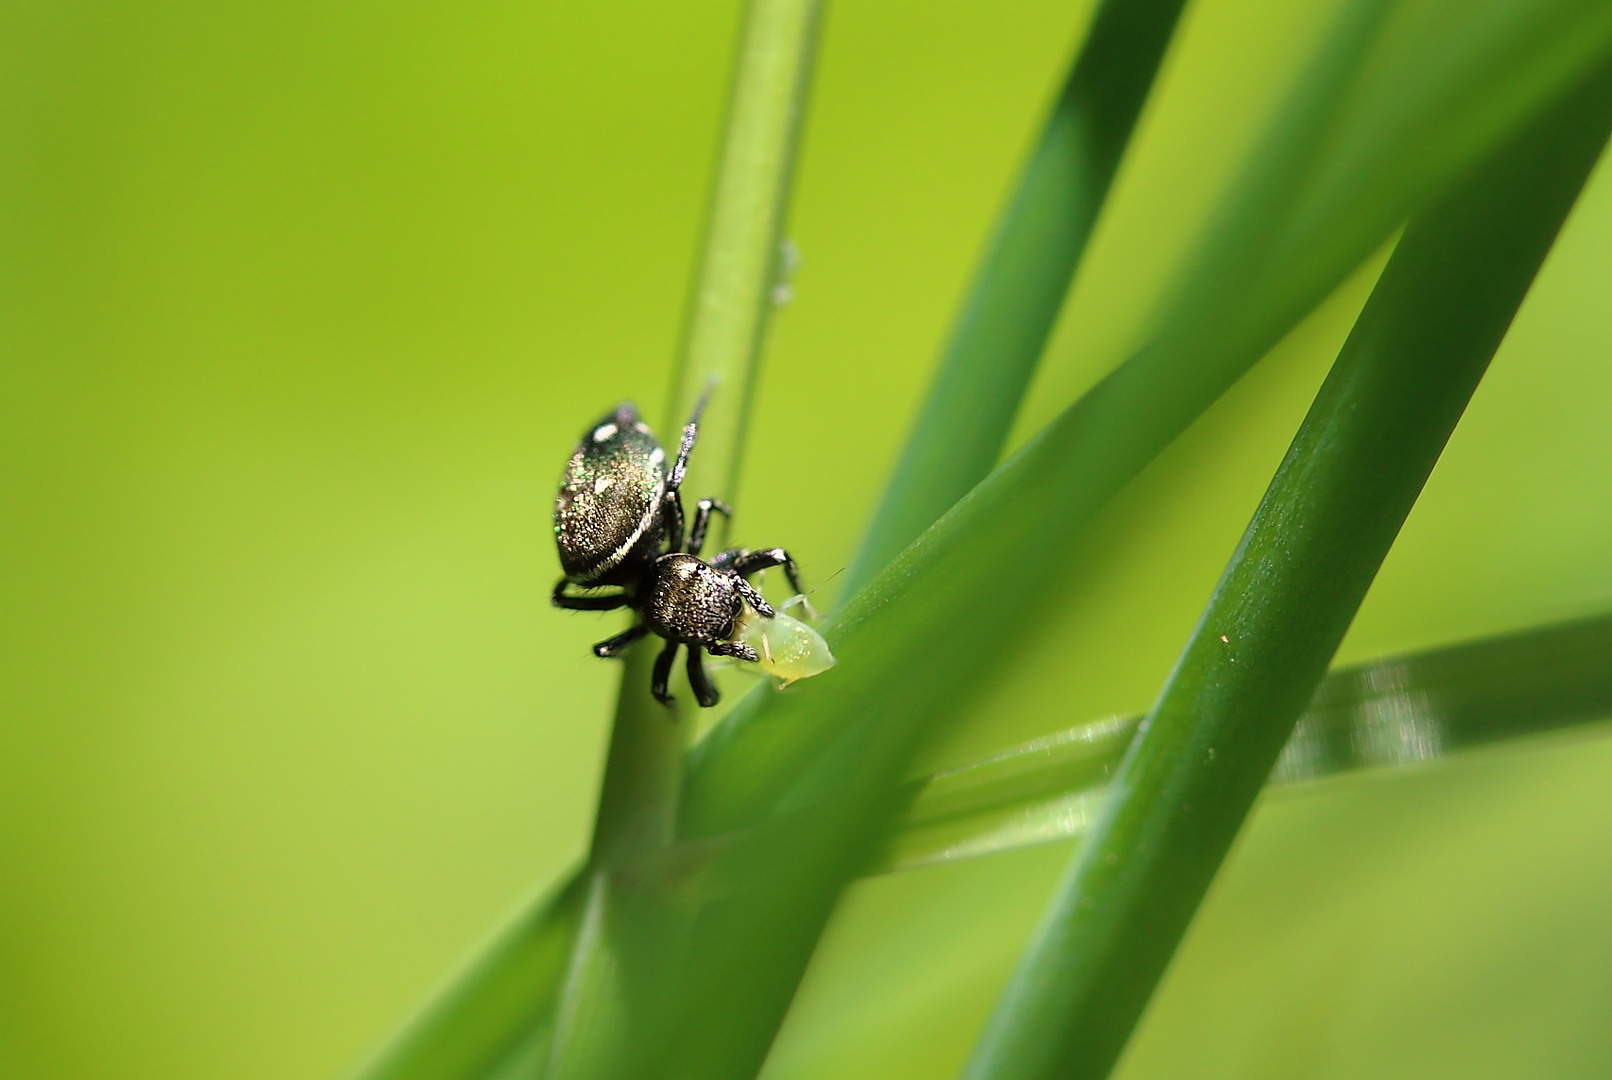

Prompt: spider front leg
xmin=685 ymin=646 xmax=720 ymax=708
xmin=686 ymin=499 xmax=732 ymax=556
xmin=714 ymin=547 xmax=810 ymax=615
xmin=552 ymin=578 xmax=631 ymax=611
xmin=728 ymin=548 xmax=806 ymax=595
xmin=731 ymin=576 xmax=775 ymax=618
xmin=592 ymin=623 xmax=648 ymax=658
xmin=651 ymin=638 xmax=680 ymax=705
xmin=661 ymin=488 xmax=686 ymax=554
xmin=660 ymin=389 xmax=712 ymax=555
xmin=707 ymin=639 xmax=760 ymax=663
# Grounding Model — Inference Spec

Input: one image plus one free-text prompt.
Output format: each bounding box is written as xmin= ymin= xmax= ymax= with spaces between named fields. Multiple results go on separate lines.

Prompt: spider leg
xmin=731 ymin=576 xmax=775 ymax=618
xmin=686 ymin=646 xmax=720 ymax=708
xmin=707 ymin=639 xmax=760 ymax=663
xmin=662 ymin=488 xmax=686 ymax=553
xmin=552 ymin=578 xmax=631 ymax=611
xmin=651 ymin=638 xmax=680 ymax=705
xmin=725 ymin=547 xmax=807 ymax=597
xmin=687 ymin=499 xmax=733 ymax=556
xmin=661 ymin=388 xmax=714 ymax=553
xmin=728 ymin=551 xmax=812 ymax=618
xmin=592 ymin=623 xmax=648 ymax=658
xmin=667 ymin=386 xmax=711 ymax=492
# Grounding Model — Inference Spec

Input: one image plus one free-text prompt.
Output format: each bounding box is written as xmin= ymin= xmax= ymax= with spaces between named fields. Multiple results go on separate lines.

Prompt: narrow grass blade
xmin=959 ymin=64 xmax=1612 ymax=1080
xmin=542 ymin=2 xmax=826 ymax=1079
xmin=664 ymin=0 xmax=826 ymax=506
xmin=584 ymin=0 xmax=826 ymax=859
xmin=843 ymin=0 xmax=1192 ymax=596
xmin=874 ymin=611 xmax=1612 ymax=874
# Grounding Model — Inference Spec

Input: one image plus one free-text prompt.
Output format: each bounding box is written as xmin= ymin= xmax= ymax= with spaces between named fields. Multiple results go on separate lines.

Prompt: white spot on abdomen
xmin=649 ymin=447 xmax=665 ymax=465
xmin=592 ymin=422 xmax=618 ymax=443
xmin=594 ymin=475 xmax=614 ymax=495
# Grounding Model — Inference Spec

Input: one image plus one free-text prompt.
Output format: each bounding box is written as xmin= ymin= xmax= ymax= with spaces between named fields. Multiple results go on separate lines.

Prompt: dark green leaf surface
xmin=876 ymin=611 xmax=1612 ymax=873
xmin=959 ymin=63 xmax=1612 ymax=1080
xmin=844 ymin=0 xmax=1192 ymax=596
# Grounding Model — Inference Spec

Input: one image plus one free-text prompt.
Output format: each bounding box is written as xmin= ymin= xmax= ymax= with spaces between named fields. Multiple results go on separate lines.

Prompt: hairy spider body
xmin=551 ymin=401 xmax=807 ymax=708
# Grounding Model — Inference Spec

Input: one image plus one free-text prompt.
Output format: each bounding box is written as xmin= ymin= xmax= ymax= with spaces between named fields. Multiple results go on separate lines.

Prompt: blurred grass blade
xmin=876 ymin=611 xmax=1612 ymax=874
xmin=959 ymin=65 xmax=1612 ymax=1080
xmin=844 ymin=0 xmax=1192 ymax=597
xmin=353 ymin=873 xmax=585 ymax=1080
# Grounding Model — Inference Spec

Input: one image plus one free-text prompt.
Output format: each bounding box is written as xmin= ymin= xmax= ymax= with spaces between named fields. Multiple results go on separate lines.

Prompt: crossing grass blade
xmin=843 ymin=0 xmax=1193 ymax=596
xmin=958 ymin=62 xmax=1612 ymax=1080
xmin=873 ymin=611 xmax=1612 ymax=874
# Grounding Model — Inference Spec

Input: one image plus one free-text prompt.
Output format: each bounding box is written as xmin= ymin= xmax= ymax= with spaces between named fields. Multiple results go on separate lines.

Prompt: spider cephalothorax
xmin=551 ymin=399 xmax=810 ymax=707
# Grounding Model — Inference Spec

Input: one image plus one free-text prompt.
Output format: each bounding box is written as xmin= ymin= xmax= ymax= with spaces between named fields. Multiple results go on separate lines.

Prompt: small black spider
xmin=551 ymin=397 xmax=806 ymax=708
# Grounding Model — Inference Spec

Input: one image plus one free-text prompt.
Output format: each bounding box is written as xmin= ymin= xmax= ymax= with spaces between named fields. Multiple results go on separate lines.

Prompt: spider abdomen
xmin=553 ymin=405 xmax=667 ymax=586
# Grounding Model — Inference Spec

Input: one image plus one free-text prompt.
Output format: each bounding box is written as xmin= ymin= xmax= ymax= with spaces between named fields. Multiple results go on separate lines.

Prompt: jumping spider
xmin=551 ymin=398 xmax=807 ymax=707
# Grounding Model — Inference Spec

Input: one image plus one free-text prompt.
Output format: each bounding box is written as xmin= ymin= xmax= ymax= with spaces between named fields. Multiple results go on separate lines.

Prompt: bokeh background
xmin=4 ymin=1 xmax=1612 ymax=1078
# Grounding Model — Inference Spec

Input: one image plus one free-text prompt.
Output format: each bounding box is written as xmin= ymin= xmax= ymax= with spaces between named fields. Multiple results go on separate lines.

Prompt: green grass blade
xmin=356 ymin=2 xmax=826 ymax=1078
xmin=958 ymin=65 xmax=1612 ymax=1080
xmin=352 ymin=873 xmax=585 ymax=1080
xmin=874 ymin=611 xmax=1612 ymax=874
xmin=662 ymin=0 xmax=825 ymax=502
xmin=543 ymin=1 xmax=826 ymax=1079
xmin=585 ymin=0 xmax=826 ymax=859
xmin=843 ymin=0 xmax=1193 ymax=597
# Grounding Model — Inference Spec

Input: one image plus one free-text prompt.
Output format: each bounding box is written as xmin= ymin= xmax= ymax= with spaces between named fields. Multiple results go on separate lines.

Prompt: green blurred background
xmin=4 ymin=1 xmax=1611 ymax=1078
